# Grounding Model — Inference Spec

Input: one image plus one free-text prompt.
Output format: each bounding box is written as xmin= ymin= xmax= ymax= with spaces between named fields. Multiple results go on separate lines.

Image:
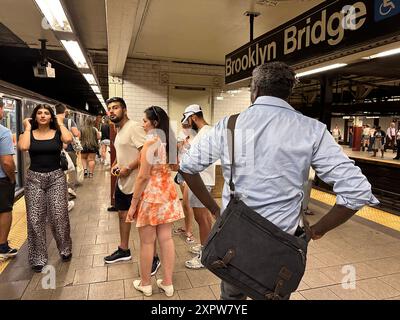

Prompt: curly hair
xmin=251 ymin=62 xmax=297 ymax=100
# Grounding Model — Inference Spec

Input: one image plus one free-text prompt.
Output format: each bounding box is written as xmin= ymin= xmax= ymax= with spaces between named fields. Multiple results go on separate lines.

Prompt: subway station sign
xmin=225 ymin=0 xmax=400 ymax=84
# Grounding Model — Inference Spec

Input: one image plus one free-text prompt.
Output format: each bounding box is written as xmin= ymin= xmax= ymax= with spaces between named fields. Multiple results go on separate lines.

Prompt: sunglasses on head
xmin=151 ymin=106 xmax=159 ymax=120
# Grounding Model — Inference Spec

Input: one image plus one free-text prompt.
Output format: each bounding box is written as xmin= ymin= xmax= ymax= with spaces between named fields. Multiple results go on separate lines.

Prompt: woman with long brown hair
xmin=80 ymin=118 xmax=101 ymax=178
xmin=18 ymin=104 xmax=73 ymax=272
xmin=126 ymin=106 xmax=184 ymax=297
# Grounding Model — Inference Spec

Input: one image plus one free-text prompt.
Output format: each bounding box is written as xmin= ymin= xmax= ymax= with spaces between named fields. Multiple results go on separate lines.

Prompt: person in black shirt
xmin=372 ymin=126 xmax=386 ymax=158
xmin=18 ymin=104 xmax=73 ymax=272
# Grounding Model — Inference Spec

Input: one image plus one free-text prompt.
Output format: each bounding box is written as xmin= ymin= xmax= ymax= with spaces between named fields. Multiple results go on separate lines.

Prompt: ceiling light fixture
xmin=60 ymin=40 xmax=88 ymax=69
xmin=83 ymin=73 xmax=96 ymax=85
xmin=363 ymin=48 xmax=400 ymax=60
xmin=34 ymin=0 xmax=72 ymax=32
xmin=91 ymin=85 xmax=100 ymax=94
xmin=296 ymin=63 xmax=347 ymax=78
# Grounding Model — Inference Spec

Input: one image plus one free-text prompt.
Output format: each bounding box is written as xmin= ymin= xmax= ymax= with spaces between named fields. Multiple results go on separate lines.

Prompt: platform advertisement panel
xmin=225 ymin=0 xmax=400 ymax=84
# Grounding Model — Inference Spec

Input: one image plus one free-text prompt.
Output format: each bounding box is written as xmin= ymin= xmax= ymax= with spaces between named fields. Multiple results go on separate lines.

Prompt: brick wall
xmin=122 ymin=58 xmax=251 ymax=124
xmin=212 ymin=89 xmax=251 ymax=124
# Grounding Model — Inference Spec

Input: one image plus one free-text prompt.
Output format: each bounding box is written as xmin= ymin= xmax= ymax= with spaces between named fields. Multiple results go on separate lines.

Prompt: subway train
xmin=0 ymin=80 xmax=91 ymax=198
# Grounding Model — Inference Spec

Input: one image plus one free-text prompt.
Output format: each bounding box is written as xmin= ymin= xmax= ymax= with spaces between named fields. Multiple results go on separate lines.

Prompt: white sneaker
xmin=189 ymin=244 xmax=203 ymax=255
xmin=68 ymin=188 xmax=77 ymax=197
xmin=156 ymin=279 xmax=174 ymax=297
xmin=185 ymin=253 xmax=204 ymax=269
xmin=68 ymin=201 xmax=75 ymax=212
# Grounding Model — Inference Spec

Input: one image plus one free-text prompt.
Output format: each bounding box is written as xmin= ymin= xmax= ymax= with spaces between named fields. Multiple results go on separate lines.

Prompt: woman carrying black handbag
xmin=18 ymin=104 xmax=73 ymax=272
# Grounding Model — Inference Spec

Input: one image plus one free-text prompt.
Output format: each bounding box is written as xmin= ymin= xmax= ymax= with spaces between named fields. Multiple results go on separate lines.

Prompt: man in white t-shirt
xmin=180 ymin=104 xmax=216 ymax=269
xmin=103 ymin=97 xmax=161 ymax=275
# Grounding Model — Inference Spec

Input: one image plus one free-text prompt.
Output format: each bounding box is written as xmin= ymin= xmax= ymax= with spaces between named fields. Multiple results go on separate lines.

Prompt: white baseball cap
xmin=181 ymin=104 xmax=202 ymax=124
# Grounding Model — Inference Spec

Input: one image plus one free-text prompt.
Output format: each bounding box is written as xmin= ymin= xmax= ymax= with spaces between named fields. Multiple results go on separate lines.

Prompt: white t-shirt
xmin=190 ymin=125 xmax=216 ymax=186
xmin=115 ymin=120 xmax=146 ymax=194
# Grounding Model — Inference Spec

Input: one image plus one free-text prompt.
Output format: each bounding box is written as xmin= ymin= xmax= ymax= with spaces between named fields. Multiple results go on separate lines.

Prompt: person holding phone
xmin=18 ymin=104 xmax=73 ymax=272
xmin=126 ymin=106 xmax=184 ymax=297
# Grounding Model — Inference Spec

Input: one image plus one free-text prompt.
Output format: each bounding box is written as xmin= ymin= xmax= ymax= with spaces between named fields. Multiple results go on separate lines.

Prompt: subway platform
xmin=1 ymin=165 xmax=400 ymax=300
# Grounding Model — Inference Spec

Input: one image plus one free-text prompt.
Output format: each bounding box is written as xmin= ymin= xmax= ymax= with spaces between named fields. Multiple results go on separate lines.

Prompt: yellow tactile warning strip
xmin=0 ymin=197 xmax=27 ymax=274
xmin=311 ymin=188 xmax=400 ymax=232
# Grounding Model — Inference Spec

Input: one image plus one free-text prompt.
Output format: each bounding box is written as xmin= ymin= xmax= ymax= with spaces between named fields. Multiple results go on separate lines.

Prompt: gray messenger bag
xmin=201 ymin=114 xmax=310 ymax=300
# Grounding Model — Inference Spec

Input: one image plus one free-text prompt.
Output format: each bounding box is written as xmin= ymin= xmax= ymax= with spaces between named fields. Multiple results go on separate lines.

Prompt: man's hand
xmin=119 ymin=166 xmax=131 ymax=178
xmin=309 ymin=225 xmax=323 ymax=240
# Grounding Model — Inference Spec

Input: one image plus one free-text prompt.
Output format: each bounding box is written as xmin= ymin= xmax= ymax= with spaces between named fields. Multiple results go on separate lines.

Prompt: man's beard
xmin=110 ymin=115 xmax=123 ymax=124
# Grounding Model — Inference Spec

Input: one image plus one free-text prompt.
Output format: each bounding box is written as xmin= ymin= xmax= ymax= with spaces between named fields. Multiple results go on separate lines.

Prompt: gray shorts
xmin=188 ymin=185 xmax=213 ymax=208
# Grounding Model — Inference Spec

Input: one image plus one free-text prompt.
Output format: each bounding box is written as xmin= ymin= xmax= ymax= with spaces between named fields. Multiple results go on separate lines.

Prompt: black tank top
xmin=29 ymin=130 xmax=62 ymax=173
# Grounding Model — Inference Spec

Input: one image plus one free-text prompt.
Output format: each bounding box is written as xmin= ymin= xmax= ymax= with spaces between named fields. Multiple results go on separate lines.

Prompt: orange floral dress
xmin=135 ymin=139 xmax=184 ymax=227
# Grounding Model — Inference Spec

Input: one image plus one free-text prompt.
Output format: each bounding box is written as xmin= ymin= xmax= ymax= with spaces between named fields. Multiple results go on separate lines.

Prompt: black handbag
xmin=60 ymin=151 xmax=69 ymax=171
xmin=201 ymin=114 xmax=309 ymax=300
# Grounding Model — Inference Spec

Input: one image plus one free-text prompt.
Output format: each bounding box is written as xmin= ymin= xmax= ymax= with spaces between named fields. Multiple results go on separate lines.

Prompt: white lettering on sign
xmin=225 ymin=41 xmax=277 ymax=77
xmin=226 ymin=1 xmax=368 ymax=78
xmin=284 ymin=2 xmax=366 ymax=54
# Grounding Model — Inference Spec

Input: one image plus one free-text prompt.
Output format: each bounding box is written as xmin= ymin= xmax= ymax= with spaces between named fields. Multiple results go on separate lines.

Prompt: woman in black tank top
xmin=18 ymin=104 xmax=74 ymax=272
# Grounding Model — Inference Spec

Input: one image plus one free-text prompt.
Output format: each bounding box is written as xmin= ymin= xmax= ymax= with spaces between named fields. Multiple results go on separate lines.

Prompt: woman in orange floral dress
xmin=126 ymin=106 xmax=184 ymax=297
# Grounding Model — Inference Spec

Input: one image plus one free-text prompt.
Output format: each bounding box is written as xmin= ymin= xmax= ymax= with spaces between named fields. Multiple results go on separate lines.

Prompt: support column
xmin=319 ymin=76 xmax=333 ymax=131
xmin=109 ymin=75 xmax=123 ymax=98
xmin=108 ymin=76 xmax=123 ymax=209
xmin=352 ymin=116 xmax=363 ymax=151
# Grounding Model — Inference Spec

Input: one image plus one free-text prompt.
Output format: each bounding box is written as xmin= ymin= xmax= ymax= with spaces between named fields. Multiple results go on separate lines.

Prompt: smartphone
xmin=112 ymin=167 xmax=120 ymax=176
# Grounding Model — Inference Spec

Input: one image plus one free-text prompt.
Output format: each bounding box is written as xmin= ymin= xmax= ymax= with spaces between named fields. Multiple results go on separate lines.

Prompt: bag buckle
xmin=211 ymin=248 xmax=235 ymax=269
xmin=264 ymin=267 xmax=292 ymax=300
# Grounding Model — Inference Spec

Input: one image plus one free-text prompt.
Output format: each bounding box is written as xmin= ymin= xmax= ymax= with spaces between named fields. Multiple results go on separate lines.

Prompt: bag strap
xmin=227 ymin=114 xmax=240 ymax=199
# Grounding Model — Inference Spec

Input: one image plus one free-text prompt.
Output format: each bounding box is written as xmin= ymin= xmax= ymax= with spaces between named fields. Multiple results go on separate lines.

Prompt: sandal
xmin=185 ymin=233 xmax=195 ymax=244
xmin=173 ymin=227 xmax=186 ymax=235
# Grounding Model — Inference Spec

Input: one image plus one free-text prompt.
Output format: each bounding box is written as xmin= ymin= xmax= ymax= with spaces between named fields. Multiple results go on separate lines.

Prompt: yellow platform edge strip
xmin=311 ymin=189 xmax=400 ymax=232
xmin=1 ymin=190 xmax=399 ymax=275
xmin=0 ymin=197 xmax=27 ymax=274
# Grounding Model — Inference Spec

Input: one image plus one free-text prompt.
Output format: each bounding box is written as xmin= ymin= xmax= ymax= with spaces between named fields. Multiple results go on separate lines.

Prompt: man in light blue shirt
xmin=179 ymin=62 xmax=379 ymax=300
xmin=0 ymin=99 xmax=18 ymax=259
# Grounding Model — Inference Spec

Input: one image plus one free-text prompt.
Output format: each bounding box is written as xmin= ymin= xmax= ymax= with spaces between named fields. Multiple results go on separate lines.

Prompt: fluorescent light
xmin=83 ymin=73 xmax=96 ymax=85
xmin=296 ymin=63 xmax=347 ymax=78
xmin=61 ymin=40 xmax=88 ymax=69
xmin=364 ymin=48 xmax=400 ymax=59
xmin=91 ymin=85 xmax=100 ymax=93
xmin=34 ymin=0 xmax=72 ymax=32
xmin=216 ymin=96 xmax=224 ymax=101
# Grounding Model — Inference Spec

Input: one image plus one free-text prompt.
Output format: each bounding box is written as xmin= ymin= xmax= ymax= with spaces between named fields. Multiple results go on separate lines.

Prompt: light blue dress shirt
xmin=0 ymin=124 xmax=15 ymax=178
xmin=180 ymin=96 xmax=379 ymax=235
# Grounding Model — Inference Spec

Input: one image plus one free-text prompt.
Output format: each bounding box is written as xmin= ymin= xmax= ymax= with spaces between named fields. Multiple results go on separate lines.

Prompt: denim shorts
xmin=0 ymin=177 xmax=16 ymax=214
xmin=188 ymin=186 xmax=213 ymax=208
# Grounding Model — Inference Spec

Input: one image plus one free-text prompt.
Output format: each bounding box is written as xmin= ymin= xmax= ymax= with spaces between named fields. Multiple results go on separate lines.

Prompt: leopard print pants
xmin=25 ymin=169 xmax=72 ymax=267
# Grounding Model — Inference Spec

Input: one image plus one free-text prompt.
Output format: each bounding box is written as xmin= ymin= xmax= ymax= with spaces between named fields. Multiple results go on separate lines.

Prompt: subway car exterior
xmin=0 ymin=80 xmax=91 ymax=197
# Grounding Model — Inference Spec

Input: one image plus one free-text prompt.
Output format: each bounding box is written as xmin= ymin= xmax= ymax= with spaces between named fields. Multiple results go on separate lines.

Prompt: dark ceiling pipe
xmin=245 ymin=11 xmax=260 ymax=42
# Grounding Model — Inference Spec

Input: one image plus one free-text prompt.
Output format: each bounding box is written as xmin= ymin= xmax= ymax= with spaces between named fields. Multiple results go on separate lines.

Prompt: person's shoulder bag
xmin=201 ymin=113 xmax=310 ymax=300
xmin=67 ymin=119 xmax=83 ymax=152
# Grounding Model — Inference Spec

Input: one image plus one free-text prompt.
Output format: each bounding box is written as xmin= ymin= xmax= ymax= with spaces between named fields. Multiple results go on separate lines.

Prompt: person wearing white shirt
xmin=180 ymin=104 xmax=215 ymax=269
xmin=386 ymin=122 xmax=396 ymax=152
